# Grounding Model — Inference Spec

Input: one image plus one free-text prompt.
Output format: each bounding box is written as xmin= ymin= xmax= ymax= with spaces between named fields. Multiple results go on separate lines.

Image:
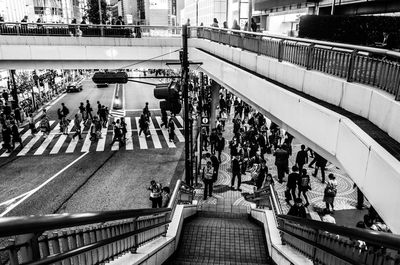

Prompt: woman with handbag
xmin=323 ymin=174 xmax=338 ymax=213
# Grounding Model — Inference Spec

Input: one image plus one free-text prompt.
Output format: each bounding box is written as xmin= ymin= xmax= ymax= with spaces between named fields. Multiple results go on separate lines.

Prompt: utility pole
xmin=182 ymin=24 xmax=191 ymax=185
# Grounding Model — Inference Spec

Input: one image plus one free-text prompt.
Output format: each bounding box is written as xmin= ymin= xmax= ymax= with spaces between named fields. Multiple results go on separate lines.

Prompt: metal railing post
xmin=130 ymin=218 xmax=138 ymax=254
xmin=396 ymin=85 xmax=400 ymax=101
xmin=347 ymin=50 xmax=358 ymax=82
xmin=306 ymin=44 xmax=315 ymax=70
xmin=278 ymin=39 xmax=285 ymax=62
xmin=17 ymin=233 xmax=41 ymax=263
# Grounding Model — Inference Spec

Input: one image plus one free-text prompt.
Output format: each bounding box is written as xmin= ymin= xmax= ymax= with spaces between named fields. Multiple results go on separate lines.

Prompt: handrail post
xmin=306 ymin=44 xmax=315 ymax=70
xmin=100 ymin=25 xmax=104 ymax=37
xmin=347 ymin=49 xmax=358 ymax=82
xmin=130 ymin=218 xmax=138 ymax=254
xmin=395 ymin=84 xmax=400 ymax=101
xmin=17 ymin=233 xmax=41 ymax=263
xmin=7 ymin=239 xmax=19 ymax=265
xmin=278 ymin=39 xmax=285 ymax=62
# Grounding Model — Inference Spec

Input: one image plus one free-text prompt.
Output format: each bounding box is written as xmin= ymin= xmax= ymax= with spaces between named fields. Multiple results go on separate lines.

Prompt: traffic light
xmin=154 ymin=82 xmax=182 ymax=115
xmin=92 ymin=72 xmax=128 ymax=84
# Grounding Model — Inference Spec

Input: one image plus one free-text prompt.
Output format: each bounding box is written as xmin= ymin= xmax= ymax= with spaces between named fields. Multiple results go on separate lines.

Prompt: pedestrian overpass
xmin=0 ymin=23 xmax=400 ymax=264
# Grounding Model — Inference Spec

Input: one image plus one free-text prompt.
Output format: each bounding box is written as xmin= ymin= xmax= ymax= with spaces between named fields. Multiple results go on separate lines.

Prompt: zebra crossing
xmin=0 ymin=116 xmax=185 ymax=157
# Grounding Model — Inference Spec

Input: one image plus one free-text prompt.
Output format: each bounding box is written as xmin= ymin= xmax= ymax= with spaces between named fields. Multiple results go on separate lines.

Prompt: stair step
xmin=172 ymin=257 xmax=269 ymax=265
xmin=197 ymin=210 xmax=249 ymax=219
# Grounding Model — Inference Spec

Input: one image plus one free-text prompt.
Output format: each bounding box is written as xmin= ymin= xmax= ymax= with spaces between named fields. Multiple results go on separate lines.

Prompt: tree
xmin=14 ymin=71 xmax=34 ymax=94
xmin=86 ymin=0 xmax=107 ymax=24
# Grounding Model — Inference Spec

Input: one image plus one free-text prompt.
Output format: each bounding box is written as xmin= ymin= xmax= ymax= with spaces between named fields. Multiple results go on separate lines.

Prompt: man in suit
xmin=274 ymin=145 xmax=289 ymax=183
xmin=231 ymin=155 xmax=242 ymax=191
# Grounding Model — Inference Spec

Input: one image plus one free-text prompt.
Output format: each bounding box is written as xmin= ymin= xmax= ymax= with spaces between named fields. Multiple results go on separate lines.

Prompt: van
xmin=66 ymin=82 xmax=83 ymax=92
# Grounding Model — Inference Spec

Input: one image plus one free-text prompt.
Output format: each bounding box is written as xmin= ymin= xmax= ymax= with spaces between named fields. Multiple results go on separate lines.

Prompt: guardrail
xmin=194 ymin=27 xmax=400 ymax=101
xmin=267 ymin=185 xmax=400 ymax=265
xmin=0 ymin=22 xmax=182 ymax=38
xmin=0 ymin=180 xmax=194 ymax=265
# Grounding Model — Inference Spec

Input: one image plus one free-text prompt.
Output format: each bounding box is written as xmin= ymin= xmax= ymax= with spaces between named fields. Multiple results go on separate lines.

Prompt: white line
xmin=176 ymin=116 xmax=184 ymax=128
xmin=0 ymin=152 xmax=89 ymax=217
xmin=173 ymin=120 xmax=185 ymax=142
xmin=135 ymin=117 xmax=148 ymax=149
xmin=155 ymin=116 xmax=175 ymax=148
xmin=34 ymin=132 xmax=56 ymax=155
xmin=50 ymin=122 xmax=75 ymax=154
xmin=96 ymin=120 xmax=109 ymax=152
xmin=0 ymin=191 xmax=32 ymax=207
xmin=126 ymin=108 xmax=160 ymax=112
xmin=65 ymin=121 xmax=84 ymax=153
xmin=81 ymin=124 xmax=93 ymax=152
xmin=125 ymin=117 xmax=133 ymax=150
xmin=17 ymin=121 xmax=55 ymax=156
xmin=148 ymin=118 xmax=162 ymax=149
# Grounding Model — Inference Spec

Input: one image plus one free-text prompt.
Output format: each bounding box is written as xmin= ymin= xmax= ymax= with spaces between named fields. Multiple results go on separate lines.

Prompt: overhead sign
xmin=149 ymin=0 xmax=168 ymax=9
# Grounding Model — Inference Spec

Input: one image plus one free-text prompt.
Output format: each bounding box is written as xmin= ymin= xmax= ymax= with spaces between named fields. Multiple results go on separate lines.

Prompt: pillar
xmin=210 ymin=80 xmax=220 ymax=130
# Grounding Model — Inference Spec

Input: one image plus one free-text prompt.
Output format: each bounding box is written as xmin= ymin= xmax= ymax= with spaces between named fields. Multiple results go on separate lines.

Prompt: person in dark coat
xmin=11 ymin=121 xmax=22 ymax=148
xmin=215 ymin=133 xmax=225 ymax=162
xmin=2 ymin=124 xmax=12 ymax=152
xmin=231 ymin=155 xmax=242 ymax=191
xmin=287 ymin=198 xmax=307 ymax=218
xmin=286 ymin=166 xmax=300 ymax=204
xmin=14 ymin=107 xmax=22 ymax=125
xmin=274 ymin=145 xmax=289 ymax=183
xmin=168 ymin=118 xmax=175 ymax=142
xmin=295 ymin=144 xmax=308 ymax=173
xmin=313 ymin=153 xmax=328 ymax=183
xmin=256 ymin=160 xmax=268 ymax=190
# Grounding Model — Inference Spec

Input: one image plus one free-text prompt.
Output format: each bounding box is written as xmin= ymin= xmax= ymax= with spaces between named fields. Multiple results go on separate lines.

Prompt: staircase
xmin=166 ymin=210 xmax=270 ymax=265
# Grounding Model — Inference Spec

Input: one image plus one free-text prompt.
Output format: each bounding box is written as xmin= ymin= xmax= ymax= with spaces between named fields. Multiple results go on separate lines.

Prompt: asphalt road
xmin=0 ymin=78 xmax=185 ymax=217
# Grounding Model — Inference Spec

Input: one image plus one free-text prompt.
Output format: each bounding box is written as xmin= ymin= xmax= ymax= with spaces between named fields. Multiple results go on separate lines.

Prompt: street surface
xmin=0 ymin=78 xmax=185 ymax=216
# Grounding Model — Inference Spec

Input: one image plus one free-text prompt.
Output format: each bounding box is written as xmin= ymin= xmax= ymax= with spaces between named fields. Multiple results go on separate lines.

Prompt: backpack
xmin=300 ymin=175 xmax=309 ymax=187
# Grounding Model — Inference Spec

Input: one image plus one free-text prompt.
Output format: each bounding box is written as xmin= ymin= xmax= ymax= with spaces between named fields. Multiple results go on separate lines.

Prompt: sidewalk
xmin=194 ymin=112 xmax=370 ymax=227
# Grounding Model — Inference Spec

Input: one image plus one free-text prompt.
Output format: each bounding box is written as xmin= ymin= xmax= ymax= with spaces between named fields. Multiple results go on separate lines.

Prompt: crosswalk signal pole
xmin=182 ymin=24 xmax=192 ymax=186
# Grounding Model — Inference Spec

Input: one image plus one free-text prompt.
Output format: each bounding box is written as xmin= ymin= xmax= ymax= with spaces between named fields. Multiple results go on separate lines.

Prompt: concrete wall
xmin=188 ymin=46 xmax=400 ymax=234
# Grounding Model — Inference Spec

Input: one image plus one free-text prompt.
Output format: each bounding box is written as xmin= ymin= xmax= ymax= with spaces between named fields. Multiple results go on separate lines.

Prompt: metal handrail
xmin=0 ymin=22 xmax=181 ymax=30
xmin=278 ymin=214 xmax=400 ymax=251
xmin=194 ymin=26 xmax=400 ymax=58
xmin=0 ymin=208 xmax=169 ymax=237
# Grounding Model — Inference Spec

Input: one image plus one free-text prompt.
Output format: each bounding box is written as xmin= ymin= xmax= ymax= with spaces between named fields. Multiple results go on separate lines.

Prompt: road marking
xmin=50 ymin=122 xmax=75 ymax=154
xmin=155 ymin=116 xmax=175 ymax=148
xmin=148 ymin=118 xmax=162 ymax=149
xmin=17 ymin=121 xmax=55 ymax=156
xmin=172 ymin=120 xmax=185 ymax=142
xmin=176 ymin=116 xmax=184 ymax=128
xmin=65 ymin=121 xmax=84 ymax=153
xmin=81 ymin=124 xmax=93 ymax=152
xmin=125 ymin=117 xmax=133 ymax=150
xmin=34 ymin=132 xmax=56 ymax=155
xmin=135 ymin=117 xmax=148 ymax=149
xmin=0 ymin=152 xmax=89 ymax=217
xmin=96 ymin=121 xmax=109 ymax=152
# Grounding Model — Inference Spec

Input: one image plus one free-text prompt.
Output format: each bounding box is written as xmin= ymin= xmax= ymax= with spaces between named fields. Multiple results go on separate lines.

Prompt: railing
xmin=0 ymin=180 xmax=194 ymax=265
xmin=267 ymin=185 xmax=400 ymax=265
xmin=195 ymin=27 xmax=400 ymax=101
xmin=0 ymin=22 xmax=182 ymax=38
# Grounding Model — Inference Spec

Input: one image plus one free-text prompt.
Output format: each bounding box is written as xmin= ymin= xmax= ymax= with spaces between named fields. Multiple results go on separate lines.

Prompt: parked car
xmin=66 ymin=82 xmax=83 ymax=92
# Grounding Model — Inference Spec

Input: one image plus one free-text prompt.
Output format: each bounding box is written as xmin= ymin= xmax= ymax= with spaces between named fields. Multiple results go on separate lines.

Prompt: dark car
xmin=66 ymin=82 xmax=83 ymax=92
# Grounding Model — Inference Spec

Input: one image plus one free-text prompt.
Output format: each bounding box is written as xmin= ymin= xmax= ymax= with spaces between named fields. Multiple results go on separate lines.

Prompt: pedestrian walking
xmin=72 ymin=114 xmax=82 ymax=140
xmin=168 ymin=117 xmax=175 ymax=142
xmin=40 ymin=115 xmax=51 ymax=137
xmin=160 ymin=108 xmax=168 ymax=128
xmin=110 ymin=121 xmax=124 ymax=147
xmin=162 ymin=187 xmax=171 ymax=208
xmin=255 ymin=160 xmax=268 ymax=190
xmin=11 ymin=121 xmax=23 ymax=148
xmin=61 ymin=103 xmax=69 ymax=118
xmin=274 ymin=145 xmax=289 ymax=183
xmin=323 ymin=174 xmax=337 ymax=213
xmin=148 ymin=180 xmax=162 ymax=208
xmin=28 ymin=113 xmax=37 ymax=136
xmin=79 ymin=102 xmax=86 ymax=121
xmin=14 ymin=107 xmax=22 ymax=126
xmin=286 ymin=166 xmax=300 ymax=205
xmin=295 ymin=144 xmax=308 ymax=173
xmin=215 ymin=133 xmax=225 ymax=162
xmin=287 ymin=198 xmax=307 ymax=218
xmin=60 ymin=116 xmax=70 ymax=135
xmin=202 ymin=161 xmax=214 ymax=200
xmin=313 ymin=153 xmax=327 ymax=183
xmin=231 ymin=155 xmax=242 ymax=191
xmin=298 ymin=169 xmax=311 ymax=207
xmin=1 ymin=124 xmax=12 ymax=152
xmin=139 ymin=113 xmax=150 ymax=137
xmin=86 ymin=100 xmax=93 ymax=120
xmin=120 ymin=117 xmax=127 ymax=141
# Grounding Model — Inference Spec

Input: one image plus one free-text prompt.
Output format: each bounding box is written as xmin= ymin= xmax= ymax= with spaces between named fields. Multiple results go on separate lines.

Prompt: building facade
xmin=0 ymin=0 xmax=35 ymax=22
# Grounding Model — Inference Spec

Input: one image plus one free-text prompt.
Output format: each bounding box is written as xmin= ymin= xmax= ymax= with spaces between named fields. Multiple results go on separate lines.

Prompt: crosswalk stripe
xmin=155 ymin=116 xmax=175 ymax=148
xmin=34 ymin=133 xmax=56 ymax=155
xmin=0 ymin=122 xmax=41 ymax=158
xmin=50 ymin=122 xmax=75 ymax=154
xmin=17 ymin=121 xmax=55 ymax=156
xmin=176 ymin=116 xmax=184 ymax=128
xmin=135 ymin=117 xmax=148 ymax=149
xmin=96 ymin=121 xmax=108 ymax=152
xmin=81 ymin=124 xmax=92 ymax=152
xmin=149 ymin=119 xmax=162 ymax=149
xmin=173 ymin=120 xmax=185 ymax=142
xmin=125 ymin=117 xmax=133 ymax=150
xmin=65 ymin=121 xmax=84 ymax=153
